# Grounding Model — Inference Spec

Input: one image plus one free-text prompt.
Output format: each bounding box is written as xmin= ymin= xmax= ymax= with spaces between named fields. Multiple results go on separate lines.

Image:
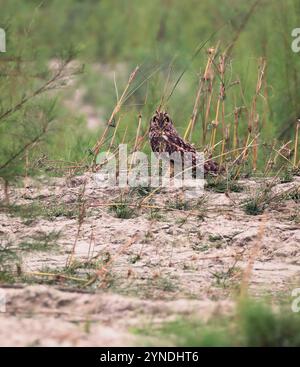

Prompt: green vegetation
xmin=280 ymin=169 xmax=294 ymax=184
xmin=287 ymin=187 xmax=300 ymax=202
xmin=243 ymin=198 xmax=266 ymax=215
xmin=0 ymin=244 xmax=19 ymax=283
xmin=1 ymin=202 xmax=79 ymax=221
xmin=242 ymin=183 xmax=299 ymax=215
xmin=109 ymin=198 xmax=136 ymax=218
xmin=153 ymin=276 xmax=178 ymax=293
xmin=167 ymin=197 xmax=190 ymax=210
xmin=147 ymin=208 xmax=164 ymax=221
xmin=19 ymin=231 xmax=60 ymax=252
xmin=205 ymin=177 xmax=244 ymax=193
xmin=1 ymin=0 xmax=300 ymax=186
xmin=135 ymin=300 xmax=300 ymax=346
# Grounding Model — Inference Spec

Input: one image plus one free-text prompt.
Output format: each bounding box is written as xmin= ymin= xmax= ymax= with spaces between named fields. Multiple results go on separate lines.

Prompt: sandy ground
xmin=0 ymin=174 xmax=299 ymax=346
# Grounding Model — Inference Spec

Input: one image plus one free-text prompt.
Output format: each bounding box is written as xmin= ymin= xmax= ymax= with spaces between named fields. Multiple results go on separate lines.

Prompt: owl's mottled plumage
xmin=149 ymin=110 xmax=219 ymax=175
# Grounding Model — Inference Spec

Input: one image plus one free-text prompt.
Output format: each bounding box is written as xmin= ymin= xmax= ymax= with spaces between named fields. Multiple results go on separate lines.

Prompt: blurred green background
xmin=0 ymin=0 xmax=300 ymax=178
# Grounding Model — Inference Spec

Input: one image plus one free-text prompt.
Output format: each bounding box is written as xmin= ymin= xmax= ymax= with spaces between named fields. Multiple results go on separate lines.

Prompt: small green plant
xmin=2 ymin=202 xmax=79 ymax=222
xmin=243 ymin=199 xmax=265 ymax=215
xmin=280 ymin=169 xmax=293 ymax=183
xmin=33 ymin=231 xmax=61 ymax=243
xmin=167 ymin=197 xmax=190 ymax=211
xmin=129 ymin=254 xmax=141 ymax=264
xmin=242 ymin=182 xmax=298 ymax=215
xmin=141 ymin=231 xmax=154 ymax=244
xmin=0 ymin=242 xmax=19 ymax=283
xmin=286 ymin=187 xmax=300 ymax=202
xmin=19 ymin=241 xmax=50 ymax=252
xmin=242 ymin=183 xmax=274 ymax=215
xmin=19 ymin=232 xmax=60 ymax=252
xmin=175 ymin=217 xmax=188 ymax=226
xmin=134 ymin=186 xmax=156 ymax=197
xmin=208 ymin=234 xmax=223 ymax=242
xmin=156 ymin=277 xmax=178 ymax=292
xmin=211 ymin=263 xmax=241 ymax=288
xmin=197 ymin=213 xmax=205 ymax=221
xmin=44 ymin=204 xmax=79 ymax=220
xmin=0 ymin=271 xmax=16 ymax=283
xmin=148 ymin=208 xmax=164 ymax=221
xmin=0 ymin=244 xmax=18 ymax=264
xmin=205 ymin=177 xmax=244 ymax=193
xmin=191 ymin=243 xmax=209 ymax=252
xmin=2 ymin=202 xmax=44 ymax=221
xmin=109 ymin=198 xmax=136 ymax=219
xmin=288 ymin=210 xmax=300 ymax=223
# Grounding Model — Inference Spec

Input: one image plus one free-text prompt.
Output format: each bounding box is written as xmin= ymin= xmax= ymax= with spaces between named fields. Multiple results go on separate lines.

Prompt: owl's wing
xmin=162 ymin=132 xmax=196 ymax=154
xmin=163 ymin=133 xmax=219 ymax=175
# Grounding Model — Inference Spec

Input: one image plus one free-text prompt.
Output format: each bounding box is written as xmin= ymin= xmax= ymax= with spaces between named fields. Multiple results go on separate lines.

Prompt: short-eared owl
xmin=149 ymin=110 xmax=219 ymax=175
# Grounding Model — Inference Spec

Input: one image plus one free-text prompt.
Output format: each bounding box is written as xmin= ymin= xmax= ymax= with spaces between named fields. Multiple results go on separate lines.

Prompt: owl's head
xmin=150 ymin=110 xmax=173 ymax=131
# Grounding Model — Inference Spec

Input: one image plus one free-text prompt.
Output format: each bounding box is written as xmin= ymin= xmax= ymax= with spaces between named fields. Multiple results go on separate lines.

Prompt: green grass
xmin=134 ymin=300 xmax=300 ymax=346
xmin=280 ymin=169 xmax=294 ymax=183
xmin=109 ymin=198 xmax=136 ymax=219
xmin=19 ymin=241 xmax=54 ymax=252
xmin=208 ymin=234 xmax=223 ymax=242
xmin=243 ymin=199 xmax=265 ymax=215
xmin=211 ymin=266 xmax=241 ymax=289
xmin=19 ymin=231 xmax=60 ymax=252
xmin=205 ymin=178 xmax=244 ymax=193
xmin=0 ymin=244 xmax=19 ymax=284
xmin=1 ymin=202 xmax=79 ymax=222
xmin=0 ymin=271 xmax=16 ymax=284
xmin=191 ymin=243 xmax=209 ymax=252
xmin=289 ymin=211 xmax=300 ymax=223
xmin=286 ymin=187 xmax=300 ymax=202
xmin=242 ymin=184 xmax=299 ymax=215
xmin=147 ymin=208 xmax=164 ymax=221
xmin=134 ymin=186 xmax=157 ymax=197
xmin=155 ymin=277 xmax=178 ymax=292
xmin=167 ymin=197 xmax=190 ymax=211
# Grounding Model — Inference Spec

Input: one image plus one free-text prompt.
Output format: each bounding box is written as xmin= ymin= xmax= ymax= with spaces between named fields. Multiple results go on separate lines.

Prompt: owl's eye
xmin=164 ymin=117 xmax=169 ymax=123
